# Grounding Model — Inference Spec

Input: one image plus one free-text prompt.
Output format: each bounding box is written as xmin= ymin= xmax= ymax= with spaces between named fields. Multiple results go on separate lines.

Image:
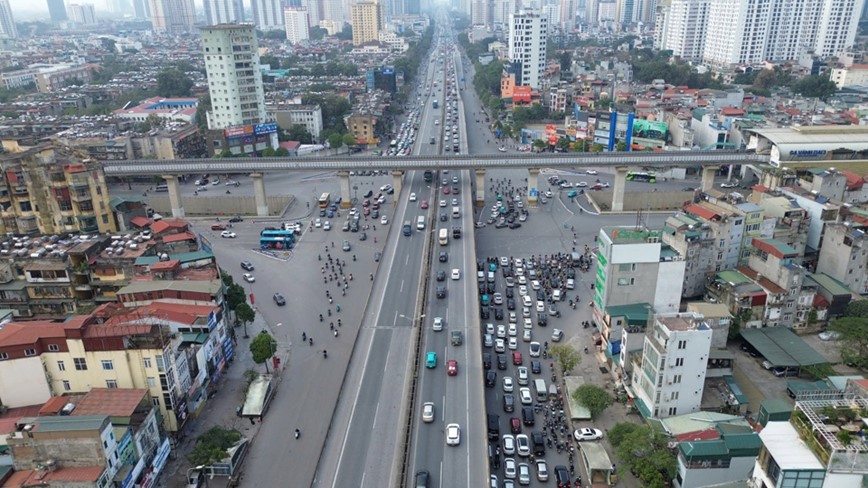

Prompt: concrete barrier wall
xmin=146 ymin=195 xmax=293 ymax=216
xmin=589 ymin=190 xmax=695 ymax=212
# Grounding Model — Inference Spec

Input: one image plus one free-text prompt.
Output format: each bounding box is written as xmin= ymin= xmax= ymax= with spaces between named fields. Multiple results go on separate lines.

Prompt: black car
xmin=483 ymin=353 xmax=492 ymax=370
xmin=436 ymin=270 xmax=446 ymax=281
xmin=439 ymin=251 xmax=448 ymax=262
xmin=359 ymin=232 xmax=368 ymax=241
xmin=364 ymin=190 xmax=374 ymax=198
xmin=494 ymin=308 xmax=504 ymax=320
xmin=531 ymin=360 xmax=542 ymax=374
xmin=273 ymin=293 xmax=286 ymax=306
xmin=532 ymin=431 xmax=546 ymax=456
xmin=506 ymin=287 xmax=514 ymax=298
xmin=509 ymin=222 xmax=522 ymax=229
xmin=486 ymin=283 xmax=496 ymax=294
xmin=486 ymin=370 xmax=497 ymax=387
xmin=440 ymin=213 xmax=448 ymax=222
xmin=507 ymin=298 xmax=516 ymax=310
xmin=497 ymin=354 xmax=507 ymax=370
xmin=436 ymin=286 xmax=447 ymax=298
xmin=554 ymin=465 xmax=570 ymax=488
xmin=538 ymin=315 xmax=548 ymax=327
xmin=414 ymin=470 xmax=429 ymax=488
xmin=503 ymin=393 xmax=514 ymax=413
xmin=521 ymin=406 xmax=534 ymax=426
xmin=480 ymin=307 xmax=490 ymax=319
xmin=228 ymin=215 xmax=243 ymax=223
xmin=241 ymin=261 xmax=254 ymax=271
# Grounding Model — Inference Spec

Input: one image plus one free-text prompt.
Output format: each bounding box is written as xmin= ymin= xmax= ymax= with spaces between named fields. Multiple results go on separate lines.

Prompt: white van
xmin=533 ymin=379 xmax=547 ymax=401
xmin=452 ymin=207 xmax=460 ymax=219
xmin=417 ymin=215 xmax=426 ymax=230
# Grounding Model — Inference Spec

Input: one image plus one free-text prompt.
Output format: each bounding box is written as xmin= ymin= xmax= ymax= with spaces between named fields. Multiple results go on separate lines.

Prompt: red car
xmin=447 ymin=360 xmax=458 ymax=376
xmin=363 ymin=207 xmax=370 ymax=216
xmin=512 ymin=352 xmax=523 ymax=365
xmin=362 ymin=199 xmax=370 ymax=207
xmin=420 ymin=200 xmax=429 ymax=209
xmin=510 ymin=417 xmax=522 ymax=434
xmin=442 ymin=187 xmax=450 ymax=195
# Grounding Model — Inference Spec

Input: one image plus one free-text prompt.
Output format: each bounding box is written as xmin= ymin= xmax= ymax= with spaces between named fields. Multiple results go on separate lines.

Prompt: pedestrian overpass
xmin=102 ymin=151 xmax=768 ymax=217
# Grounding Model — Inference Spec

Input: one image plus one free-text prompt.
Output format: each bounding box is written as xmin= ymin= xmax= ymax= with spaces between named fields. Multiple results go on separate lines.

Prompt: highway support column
xmin=164 ymin=175 xmax=184 ymax=218
xmin=392 ymin=171 xmax=403 ymax=203
xmin=701 ymin=166 xmax=720 ymax=192
xmin=475 ymin=169 xmax=486 ymax=207
xmin=251 ymin=172 xmax=269 ymax=217
xmin=527 ymin=168 xmax=540 ymax=205
xmin=338 ymin=171 xmax=352 ymax=208
xmin=611 ymin=166 xmax=628 ymax=212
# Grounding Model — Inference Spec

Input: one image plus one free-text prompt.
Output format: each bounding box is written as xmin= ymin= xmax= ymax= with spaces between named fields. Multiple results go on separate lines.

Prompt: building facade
xmin=149 ymin=0 xmax=197 ymax=33
xmin=284 ymin=6 xmax=311 ymax=43
xmin=252 ymin=0 xmax=284 ymax=29
xmin=0 ymin=0 xmax=17 ymax=38
xmin=47 ymin=0 xmax=69 ymax=21
xmin=204 ymin=0 xmax=244 ymax=24
xmin=351 ymin=1 xmax=382 ymax=45
xmin=67 ymin=3 xmax=97 ymax=24
xmin=817 ymin=223 xmax=868 ymax=294
xmin=508 ymin=10 xmax=548 ymax=89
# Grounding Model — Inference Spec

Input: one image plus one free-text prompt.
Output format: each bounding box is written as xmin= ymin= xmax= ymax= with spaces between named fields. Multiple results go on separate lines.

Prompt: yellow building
xmin=0 ymin=142 xmax=116 ymax=235
xmin=351 ymin=1 xmax=381 ymax=46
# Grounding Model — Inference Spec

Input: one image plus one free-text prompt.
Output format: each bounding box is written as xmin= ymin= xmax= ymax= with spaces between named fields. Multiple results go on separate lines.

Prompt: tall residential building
xmin=472 ymin=0 xmax=491 ymax=26
xmin=559 ymin=0 xmax=576 ymax=29
xmin=508 ymin=10 xmax=548 ymax=89
xmin=284 ymin=7 xmax=310 ymax=43
xmin=133 ymin=0 xmax=151 ymax=18
xmin=351 ymin=1 xmax=381 ymax=46
xmin=302 ymin=0 xmax=323 ymax=24
xmin=0 ymin=0 xmax=17 ymax=38
xmin=655 ymin=0 xmax=709 ymax=60
xmin=67 ymin=3 xmax=97 ymax=24
xmin=252 ymin=0 xmax=284 ymax=29
xmin=149 ymin=0 xmax=196 ymax=33
xmin=630 ymin=312 xmax=712 ymax=419
xmin=204 ymin=0 xmax=244 ymax=25
xmin=46 ymin=0 xmax=69 ymax=21
xmin=493 ymin=0 xmax=515 ymax=25
xmin=201 ymin=24 xmax=277 ymax=150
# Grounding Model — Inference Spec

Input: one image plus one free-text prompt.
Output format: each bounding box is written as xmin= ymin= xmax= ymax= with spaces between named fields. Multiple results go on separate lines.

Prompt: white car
xmin=502 ymin=435 xmax=517 ymax=456
xmin=529 ymin=342 xmax=541 ymax=357
xmin=314 ymin=218 xmax=322 ymax=227
xmin=508 ymin=312 xmax=517 ymax=323
xmin=497 ymin=324 xmax=507 ymax=338
xmin=451 ymin=269 xmax=461 ymax=280
xmin=504 ymin=458 xmax=517 ymax=479
xmin=522 ymin=307 xmax=531 ymax=318
xmin=518 ymin=285 xmax=528 ymax=296
xmin=508 ymin=337 xmax=518 ymax=350
xmin=440 ymin=200 xmax=447 ymax=207
xmin=508 ymin=323 xmax=517 ymax=337
xmin=522 ymin=329 xmax=532 ymax=342
xmin=517 ymin=367 xmax=529 ymax=385
xmin=518 ymin=464 xmax=530 ymax=485
xmin=552 ymin=329 xmax=564 ymax=342
xmin=322 ymin=221 xmax=331 ymax=231
xmin=522 ymin=296 xmax=532 ymax=308
xmin=422 ymin=402 xmax=435 ymax=422
xmin=503 ymin=376 xmax=514 ymax=393
xmin=519 ymin=388 xmax=533 ymax=405
xmin=433 ymin=317 xmax=444 ymax=331
xmin=574 ymin=428 xmax=604 ymax=441
xmin=451 ymin=198 xmax=458 ymax=206
xmin=493 ymin=293 xmax=503 ymax=305
xmin=486 ymin=323 xmax=495 ymax=335
xmin=523 ymin=318 xmax=533 ymax=330
xmin=495 ymin=339 xmax=505 ymax=353
xmin=516 ymin=434 xmax=530 ymax=456
xmin=242 ymin=273 xmax=255 ymax=283
xmin=586 ymin=169 xmax=598 ymax=175
xmin=536 ymin=301 xmax=545 ymax=313
xmin=409 ymin=192 xmax=417 ymax=201
xmin=446 ymin=423 xmax=461 ymax=445
xmin=220 ymin=230 xmax=236 ymax=238
xmin=380 ymin=215 xmax=388 ymax=225
xmin=531 ymin=280 xmax=540 ymax=290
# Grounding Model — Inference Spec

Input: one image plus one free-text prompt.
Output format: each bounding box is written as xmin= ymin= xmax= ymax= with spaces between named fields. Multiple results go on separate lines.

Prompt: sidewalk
xmin=158 ymin=314 xmax=275 ymax=487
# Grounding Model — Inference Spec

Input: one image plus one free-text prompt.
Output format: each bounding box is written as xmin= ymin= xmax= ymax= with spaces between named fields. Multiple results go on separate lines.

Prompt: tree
xmin=556 ymin=137 xmax=571 ymax=152
xmin=189 ymin=427 xmax=242 ymax=466
xmin=250 ymin=331 xmax=277 ymax=372
xmin=156 ymin=68 xmax=193 ymax=97
xmin=225 ymin=283 xmax=247 ymax=312
xmin=829 ymin=317 xmax=868 ymax=369
xmin=261 ymin=147 xmax=276 ymax=157
xmin=342 ymin=133 xmax=357 ymax=147
xmin=336 ymin=24 xmax=353 ymax=41
xmin=615 ymin=141 xmax=628 ymax=151
xmin=549 ymin=344 xmax=581 ymax=373
xmin=572 ymin=384 xmax=612 ymax=420
xmin=559 ymin=51 xmax=572 ymax=73
xmin=310 ymin=26 xmax=328 ymax=40
xmin=235 ymin=302 xmax=255 ymax=338
xmin=281 ymin=125 xmax=314 ymax=144
xmin=607 ymin=422 xmax=643 ymax=447
xmin=792 ymin=74 xmax=838 ymax=100
xmin=844 ymin=300 xmax=868 ymax=317
xmin=195 ymin=95 xmax=211 ymax=131
xmin=612 ymin=423 xmax=676 ymax=488
xmin=532 ymin=139 xmax=548 ymax=151
xmin=221 ymin=270 xmax=235 ymax=287
xmin=327 ymin=133 xmax=345 ymax=152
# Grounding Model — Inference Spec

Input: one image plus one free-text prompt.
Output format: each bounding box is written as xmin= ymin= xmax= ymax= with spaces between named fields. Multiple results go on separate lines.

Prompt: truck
xmin=423 ymin=170 xmax=433 ymax=182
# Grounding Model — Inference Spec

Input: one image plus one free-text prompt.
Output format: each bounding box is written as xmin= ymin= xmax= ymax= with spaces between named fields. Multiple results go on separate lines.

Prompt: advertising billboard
xmin=632 ymin=119 xmax=668 ymax=140
xmin=254 ymin=123 xmax=278 ymax=136
xmin=513 ymin=86 xmax=532 ymax=103
xmin=224 ymin=125 xmax=254 ymax=139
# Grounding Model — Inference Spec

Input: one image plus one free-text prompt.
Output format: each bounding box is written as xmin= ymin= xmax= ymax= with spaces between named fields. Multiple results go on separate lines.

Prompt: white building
xmin=508 ymin=10 xmax=548 ymax=89
xmin=378 ymin=30 xmax=409 ymax=51
xmin=0 ymin=0 xmax=17 ymax=38
xmin=284 ymin=7 xmax=310 ymax=44
xmin=493 ymin=0 xmax=515 ymax=25
xmin=630 ymin=312 xmax=712 ymax=419
xmin=252 ymin=0 xmax=284 ymax=30
xmin=830 ymin=64 xmax=868 ymax=88
xmin=542 ymin=4 xmax=561 ymax=26
xmin=655 ymin=0 xmax=709 ymax=60
xmin=559 ymin=0 xmax=575 ymax=29
xmin=67 ymin=3 xmax=97 ymax=24
xmin=472 ymin=0 xmax=490 ymax=26
xmin=204 ymin=0 xmax=244 ymax=25
xmin=201 ymin=24 xmax=275 ymax=149
xmin=148 ymin=0 xmax=197 ymax=33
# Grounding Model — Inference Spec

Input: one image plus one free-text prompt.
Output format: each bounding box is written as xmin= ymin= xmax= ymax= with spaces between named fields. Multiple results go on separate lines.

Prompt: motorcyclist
xmin=323 ymin=350 xmax=328 ymax=358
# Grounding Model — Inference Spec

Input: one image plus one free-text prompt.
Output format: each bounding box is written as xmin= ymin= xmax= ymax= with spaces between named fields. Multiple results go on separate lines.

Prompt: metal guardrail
xmin=102 ymin=151 xmax=767 ymax=175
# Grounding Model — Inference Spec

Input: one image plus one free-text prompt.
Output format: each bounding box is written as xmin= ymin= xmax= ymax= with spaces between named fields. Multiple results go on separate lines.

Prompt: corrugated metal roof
xmin=604 ymin=303 xmax=652 ymax=325
xmin=117 ymin=279 xmax=221 ymax=295
xmin=809 ymin=272 xmax=852 ymax=296
xmin=32 ymin=414 xmax=108 ymax=432
xmin=579 ymin=441 xmax=612 ymax=470
xmin=723 ymin=375 xmax=749 ymax=404
xmin=740 ymin=328 xmax=828 ymax=367
xmin=715 ymin=270 xmax=752 ymax=285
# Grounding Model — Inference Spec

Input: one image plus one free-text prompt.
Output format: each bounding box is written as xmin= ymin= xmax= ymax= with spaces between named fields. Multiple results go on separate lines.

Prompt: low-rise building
xmin=830 ymin=64 xmax=868 ymax=88
xmin=816 ymin=223 xmax=868 ymax=294
xmin=112 ymin=97 xmax=198 ymax=124
xmin=674 ymin=423 xmax=761 ymax=488
xmin=267 ymin=103 xmax=324 ymax=140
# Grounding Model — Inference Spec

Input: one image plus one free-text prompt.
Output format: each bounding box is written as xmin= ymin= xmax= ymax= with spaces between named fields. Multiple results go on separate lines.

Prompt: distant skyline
xmin=7 ymin=0 xmax=207 ymax=19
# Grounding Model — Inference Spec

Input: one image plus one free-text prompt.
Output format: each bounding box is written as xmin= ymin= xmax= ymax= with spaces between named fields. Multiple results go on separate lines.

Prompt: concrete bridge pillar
xmin=251 ymin=173 xmax=268 ymax=216
xmin=611 ymin=166 xmax=628 ymax=212
xmin=338 ymin=171 xmax=352 ymax=208
xmin=475 ymin=169 xmax=486 ymax=207
xmin=527 ymin=168 xmax=540 ymax=205
xmin=392 ymin=171 xmax=403 ymax=203
xmin=163 ymin=175 xmax=184 ymax=218
xmin=702 ymin=166 xmax=720 ymax=192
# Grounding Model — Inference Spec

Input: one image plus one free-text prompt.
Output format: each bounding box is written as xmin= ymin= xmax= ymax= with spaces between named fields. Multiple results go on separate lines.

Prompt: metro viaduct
xmin=103 ymin=150 xmax=769 ymax=217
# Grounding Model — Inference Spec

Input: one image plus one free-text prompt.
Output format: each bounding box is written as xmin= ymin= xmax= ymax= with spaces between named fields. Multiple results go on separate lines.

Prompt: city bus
xmin=625 ymin=171 xmax=657 ymax=183
xmin=260 ymin=229 xmax=295 ymax=250
xmin=317 ymin=193 xmax=330 ymax=208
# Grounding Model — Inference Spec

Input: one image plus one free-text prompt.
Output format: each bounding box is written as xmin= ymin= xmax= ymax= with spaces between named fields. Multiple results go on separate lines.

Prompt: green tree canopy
xmin=572 ymin=384 xmax=611 ymax=419
xmin=342 ymin=133 xmax=357 ymax=146
xmin=336 ymin=24 xmax=353 ymax=41
xmin=845 ymin=300 xmax=868 ymax=317
xmin=792 ymin=74 xmax=838 ymax=100
xmin=225 ymin=283 xmax=246 ymax=311
xmin=327 ymin=133 xmax=345 ymax=150
xmin=612 ymin=423 xmax=676 ymax=488
xmin=250 ymin=331 xmax=277 ymax=372
xmin=550 ymin=344 xmax=581 ymax=373
xmin=156 ymin=68 xmax=193 ymax=97
xmin=310 ymin=26 xmax=328 ymax=40
xmin=235 ymin=302 xmax=255 ymax=326
xmin=282 ymin=125 xmax=314 ymax=144
xmin=188 ymin=427 xmax=242 ymax=466
xmin=829 ymin=316 xmax=868 ymax=369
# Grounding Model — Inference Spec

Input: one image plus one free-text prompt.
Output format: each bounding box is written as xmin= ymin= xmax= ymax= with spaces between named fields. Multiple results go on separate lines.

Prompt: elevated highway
xmin=103 ymin=151 xmax=768 ymax=217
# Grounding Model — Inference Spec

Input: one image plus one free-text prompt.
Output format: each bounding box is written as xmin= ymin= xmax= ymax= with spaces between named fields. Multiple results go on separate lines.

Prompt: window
xmin=48 ymin=344 xmax=59 ymax=352
xmin=668 ymin=407 xmax=677 ymax=416
xmin=73 ymin=357 xmax=87 ymax=370
xmin=678 ymin=340 xmax=687 ymax=350
xmin=24 ymin=348 xmax=35 ymax=356
xmin=0 ymin=352 xmax=7 ymax=360
xmin=101 ymin=359 xmax=114 ymax=370
xmin=147 ymin=376 xmax=157 ymax=387
xmin=675 ymin=357 xmax=684 ymax=367
xmin=106 ymin=380 xmax=118 ymax=389
xmin=62 ymin=380 xmax=71 ymax=391
xmin=152 ymin=396 xmax=161 ymax=407
xmin=671 ymin=391 xmax=679 ymax=400
xmin=57 ymin=360 xmax=65 ymax=371
xmin=673 ymin=374 xmax=682 ymax=383
xmin=143 ymin=357 xmax=152 ymax=368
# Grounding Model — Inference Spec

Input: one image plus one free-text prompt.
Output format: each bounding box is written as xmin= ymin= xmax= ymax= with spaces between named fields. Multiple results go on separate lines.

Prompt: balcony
xmin=791 ymin=398 xmax=868 ymax=473
xmin=70 ymin=190 xmax=92 ymax=202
